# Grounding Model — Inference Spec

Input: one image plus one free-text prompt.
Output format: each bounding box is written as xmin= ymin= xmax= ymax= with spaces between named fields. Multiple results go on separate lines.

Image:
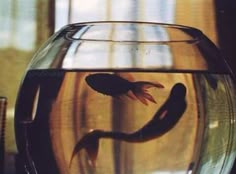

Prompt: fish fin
xmin=135 ymin=92 xmax=158 ymax=105
xmin=132 ymin=82 xmax=162 ymax=105
xmin=136 ymin=81 xmax=164 ymax=89
xmin=135 ymin=93 xmax=149 ymax=105
xmin=152 ymin=82 xmax=164 ymax=88
xmin=69 ymin=140 xmax=83 ymax=168
xmin=114 ymin=72 xmax=135 ymax=81
xmin=126 ymin=90 xmax=138 ymax=100
xmin=142 ymin=92 xmax=157 ymax=104
xmin=69 ymin=131 xmax=100 ymax=168
xmin=86 ymin=143 xmax=99 ymax=167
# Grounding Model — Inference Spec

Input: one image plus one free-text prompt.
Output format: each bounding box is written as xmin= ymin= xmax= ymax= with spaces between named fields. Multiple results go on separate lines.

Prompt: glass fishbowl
xmin=14 ymin=21 xmax=236 ymax=174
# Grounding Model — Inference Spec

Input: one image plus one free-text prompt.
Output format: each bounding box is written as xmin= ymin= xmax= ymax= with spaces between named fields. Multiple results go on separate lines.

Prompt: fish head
xmin=170 ymin=83 xmax=186 ymax=99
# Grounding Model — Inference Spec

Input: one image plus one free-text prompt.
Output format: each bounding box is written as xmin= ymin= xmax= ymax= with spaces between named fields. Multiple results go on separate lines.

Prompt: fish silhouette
xmin=85 ymin=73 xmax=164 ymax=105
xmin=69 ymin=83 xmax=187 ymax=167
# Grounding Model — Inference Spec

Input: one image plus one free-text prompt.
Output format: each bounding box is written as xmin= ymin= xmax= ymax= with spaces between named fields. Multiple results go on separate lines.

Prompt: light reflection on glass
xmin=55 ymin=0 xmax=175 ymax=69
xmin=61 ymin=23 xmax=173 ymax=69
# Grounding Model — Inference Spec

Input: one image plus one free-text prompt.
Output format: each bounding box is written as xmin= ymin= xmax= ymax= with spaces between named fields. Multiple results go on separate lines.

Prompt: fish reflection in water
xmin=85 ymin=73 xmax=164 ymax=105
xmin=69 ymin=83 xmax=187 ymax=167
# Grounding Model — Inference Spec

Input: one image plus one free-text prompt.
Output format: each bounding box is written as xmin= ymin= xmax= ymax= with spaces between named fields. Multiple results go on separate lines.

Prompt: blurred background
xmin=0 ymin=0 xmax=235 ymax=173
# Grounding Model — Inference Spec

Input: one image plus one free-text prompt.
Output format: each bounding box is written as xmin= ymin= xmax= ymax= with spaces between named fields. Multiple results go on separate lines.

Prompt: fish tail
xmin=69 ymin=131 xmax=100 ymax=168
xmin=132 ymin=81 xmax=164 ymax=105
xmin=133 ymin=90 xmax=156 ymax=105
xmin=135 ymin=81 xmax=164 ymax=89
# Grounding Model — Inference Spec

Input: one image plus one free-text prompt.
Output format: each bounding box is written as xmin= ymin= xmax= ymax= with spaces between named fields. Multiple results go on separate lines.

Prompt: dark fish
xmin=69 ymin=83 xmax=187 ymax=167
xmin=85 ymin=73 xmax=164 ymax=105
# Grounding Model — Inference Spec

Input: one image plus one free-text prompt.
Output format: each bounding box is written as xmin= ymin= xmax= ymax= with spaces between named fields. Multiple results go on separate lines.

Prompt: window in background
xmin=0 ymin=1 xmax=54 ymax=173
xmin=0 ymin=0 xmax=37 ymax=51
xmin=55 ymin=0 xmax=176 ymax=68
xmin=55 ymin=0 xmax=176 ymax=32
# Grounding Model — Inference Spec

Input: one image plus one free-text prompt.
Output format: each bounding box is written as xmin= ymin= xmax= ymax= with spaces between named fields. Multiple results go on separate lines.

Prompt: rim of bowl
xmin=62 ymin=21 xmax=203 ymax=44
